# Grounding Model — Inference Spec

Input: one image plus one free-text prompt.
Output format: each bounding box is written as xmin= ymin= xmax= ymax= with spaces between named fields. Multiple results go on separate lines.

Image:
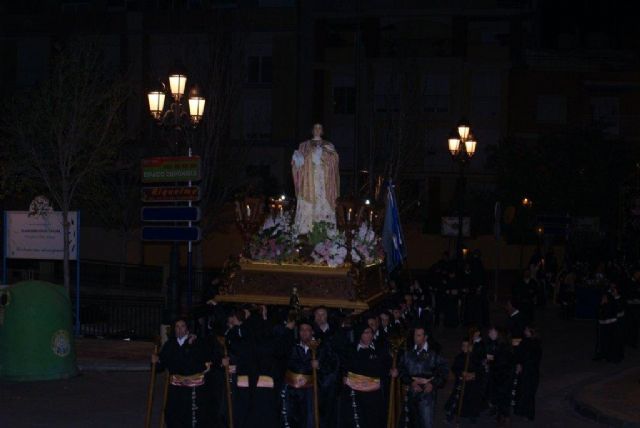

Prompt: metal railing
xmin=72 ymin=294 xmax=164 ymax=339
xmin=177 ymin=268 xmax=221 ymax=297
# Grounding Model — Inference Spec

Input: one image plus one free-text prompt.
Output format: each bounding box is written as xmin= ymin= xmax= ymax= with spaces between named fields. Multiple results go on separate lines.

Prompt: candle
xmin=279 ymin=205 xmax=283 ymax=215
xmin=246 ymin=204 xmax=251 ymax=218
xmin=369 ymin=209 xmax=373 ymax=224
xmin=347 ymin=208 xmax=352 ymax=222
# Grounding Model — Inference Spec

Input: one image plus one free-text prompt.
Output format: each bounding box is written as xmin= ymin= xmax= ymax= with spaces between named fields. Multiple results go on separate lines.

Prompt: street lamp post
xmin=520 ymin=197 xmax=533 ymax=269
xmin=147 ymin=63 xmax=206 ymax=323
xmin=447 ymin=119 xmax=477 ymax=262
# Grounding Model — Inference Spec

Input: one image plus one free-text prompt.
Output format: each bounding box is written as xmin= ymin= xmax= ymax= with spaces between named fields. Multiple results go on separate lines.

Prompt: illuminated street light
xmin=446 ymin=120 xmax=478 ymax=261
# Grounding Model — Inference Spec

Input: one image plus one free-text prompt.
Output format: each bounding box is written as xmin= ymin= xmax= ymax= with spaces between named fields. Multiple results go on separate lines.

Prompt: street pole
xmin=187 ymin=145 xmax=193 ymax=312
xmin=457 ymin=161 xmax=466 ymax=262
xmin=447 ymin=120 xmax=476 ymax=265
xmin=169 ymin=242 xmax=179 ymax=322
xmin=494 ymin=202 xmax=501 ymax=303
xmin=147 ymin=67 xmax=206 ymax=326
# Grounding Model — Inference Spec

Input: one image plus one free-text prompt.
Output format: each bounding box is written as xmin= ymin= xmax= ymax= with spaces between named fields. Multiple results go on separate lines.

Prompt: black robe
xmin=506 ymin=311 xmax=526 ymax=339
xmin=430 ymin=263 xmax=449 ymax=327
xmin=612 ymin=295 xmax=626 ymax=362
xmin=340 ymin=344 xmax=391 ymax=428
xmin=201 ymin=336 xmax=225 ymax=428
xmin=445 ymin=350 xmax=483 ymax=420
xmin=156 ymin=337 xmax=210 ymax=428
xmin=512 ymin=280 xmax=536 ymax=324
xmin=443 ymin=275 xmax=460 ymax=328
xmin=470 ymin=255 xmax=490 ymax=326
xmin=595 ymin=298 xmax=619 ymax=362
xmin=470 ymin=338 xmax=488 ymax=408
xmin=244 ymin=319 xmax=281 ymax=428
xmin=461 ymin=273 xmax=483 ymax=327
xmin=485 ymin=339 xmax=513 ymax=418
xmin=627 ymin=279 xmax=640 ymax=348
xmin=279 ymin=329 xmax=338 ymax=428
xmin=225 ymin=325 xmax=257 ymax=428
xmin=513 ymin=337 xmax=542 ymax=420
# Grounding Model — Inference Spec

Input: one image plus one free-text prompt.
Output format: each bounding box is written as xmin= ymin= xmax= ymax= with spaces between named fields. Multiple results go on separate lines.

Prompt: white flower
xmin=366 ymin=230 xmax=375 ymax=242
xmin=351 ymin=249 xmax=361 ymax=263
xmin=358 ymin=223 xmax=367 ymax=240
xmin=337 ymin=246 xmax=347 ymax=258
xmin=262 ymin=217 xmax=276 ymax=231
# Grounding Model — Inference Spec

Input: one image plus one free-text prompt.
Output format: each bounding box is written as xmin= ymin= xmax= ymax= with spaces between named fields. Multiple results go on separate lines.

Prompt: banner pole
xmin=3 ymin=211 xmax=7 ymax=284
xmin=75 ymin=211 xmax=81 ymax=336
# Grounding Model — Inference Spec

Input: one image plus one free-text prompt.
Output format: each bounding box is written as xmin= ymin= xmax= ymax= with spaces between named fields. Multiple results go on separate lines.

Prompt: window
xmin=243 ymin=96 xmax=272 ymax=140
xmin=469 ymin=21 xmax=509 ymax=46
xmin=333 ymin=86 xmax=355 ymax=115
xmin=246 ymin=56 xmax=272 ymax=84
xmin=424 ymin=73 xmax=450 ymax=113
xmin=471 ymin=71 xmax=501 ymax=120
xmin=536 ymin=95 xmax=567 ymax=124
xmin=590 ymin=97 xmax=619 ymax=136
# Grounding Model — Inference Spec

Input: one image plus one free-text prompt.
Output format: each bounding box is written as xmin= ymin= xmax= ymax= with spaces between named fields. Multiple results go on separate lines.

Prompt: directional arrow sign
xmin=141 ymin=207 xmax=201 ymax=222
xmin=142 ymin=226 xmax=201 ymax=242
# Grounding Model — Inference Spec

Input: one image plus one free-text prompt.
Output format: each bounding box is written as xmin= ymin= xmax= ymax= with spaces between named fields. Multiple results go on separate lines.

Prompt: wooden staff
xmin=145 ymin=345 xmax=158 ymax=428
xmin=217 ymin=336 xmax=234 ymax=428
xmin=455 ymin=342 xmax=473 ymax=427
xmin=395 ymin=384 xmax=407 ymax=428
xmin=393 ymin=334 xmax=408 ymax=428
xmin=159 ymin=371 xmax=170 ymax=428
xmin=309 ymin=339 xmax=320 ymax=428
xmin=386 ymin=349 xmax=398 ymax=428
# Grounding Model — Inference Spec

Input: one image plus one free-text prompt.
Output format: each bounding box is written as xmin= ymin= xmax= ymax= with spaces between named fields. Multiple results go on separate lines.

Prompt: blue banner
xmin=382 ymin=181 xmax=407 ymax=273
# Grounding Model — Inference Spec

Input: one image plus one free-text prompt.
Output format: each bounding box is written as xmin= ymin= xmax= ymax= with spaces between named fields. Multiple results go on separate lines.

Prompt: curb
xmin=569 ymin=394 xmax=640 ymax=428
xmin=78 ymin=360 xmax=149 ymax=372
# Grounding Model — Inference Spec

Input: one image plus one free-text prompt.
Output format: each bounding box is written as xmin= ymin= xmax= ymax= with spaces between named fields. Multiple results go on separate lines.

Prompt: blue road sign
xmin=142 ymin=226 xmax=201 ymax=241
xmin=141 ymin=206 xmax=201 ymax=222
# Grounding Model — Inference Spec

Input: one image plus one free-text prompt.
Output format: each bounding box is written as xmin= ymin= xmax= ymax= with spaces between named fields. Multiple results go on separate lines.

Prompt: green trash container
xmin=0 ymin=280 xmax=78 ymax=381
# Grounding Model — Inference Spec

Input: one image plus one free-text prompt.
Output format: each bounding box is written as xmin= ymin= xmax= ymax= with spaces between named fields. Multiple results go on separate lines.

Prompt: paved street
xmin=1 ymin=305 xmax=638 ymax=427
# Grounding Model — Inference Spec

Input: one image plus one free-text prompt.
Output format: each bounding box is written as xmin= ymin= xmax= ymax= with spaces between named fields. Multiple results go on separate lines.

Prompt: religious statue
xmin=292 ymin=124 xmax=340 ymax=234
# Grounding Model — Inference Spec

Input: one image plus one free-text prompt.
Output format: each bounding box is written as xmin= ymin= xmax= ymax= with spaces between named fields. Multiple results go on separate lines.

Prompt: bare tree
xmin=2 ymin=43 xmax=129 ymax=293
xmin=371 ymin=59 xmax=426 ymax=209
xmin=192 ymin=29 xmax=247 ymax=239
xmin=80 ymin=146 xmax=140 ymax=264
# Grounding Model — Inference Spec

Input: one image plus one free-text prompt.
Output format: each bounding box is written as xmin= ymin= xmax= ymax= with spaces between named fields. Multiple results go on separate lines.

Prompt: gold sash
xmin=257 ymin=375 xmax=274 ymax=388
xmin=237 ymin=375 xmax=249 ymax=388
xmin=285 ymin=370 xmax=313 ymax=389
xmin=170 ymin=372 xmax=206 ymax=387
xmin=345 ymin=372 xmax=381 ymax=392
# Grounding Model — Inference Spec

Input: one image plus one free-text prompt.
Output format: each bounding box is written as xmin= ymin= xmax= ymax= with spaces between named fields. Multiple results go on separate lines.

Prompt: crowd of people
xmin=537 ymin=255 xmax=640 ymax=363
xmin=588 ymin=262 xmax=640 ymax=363
xmin=151 ymin=250 xmax=549 ymax=428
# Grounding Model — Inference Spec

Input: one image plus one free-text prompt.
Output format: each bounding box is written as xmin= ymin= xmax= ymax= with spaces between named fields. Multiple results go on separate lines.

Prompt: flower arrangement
xmin=309 ymin=222 xmax=348 ymax=267
xmin=248 ymin=212 xmax=299 ymax=263
xmin=350 ymin=223 xmax=384 ymax=265
xmin=246 ymin=216 xmax=383 ymax=268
